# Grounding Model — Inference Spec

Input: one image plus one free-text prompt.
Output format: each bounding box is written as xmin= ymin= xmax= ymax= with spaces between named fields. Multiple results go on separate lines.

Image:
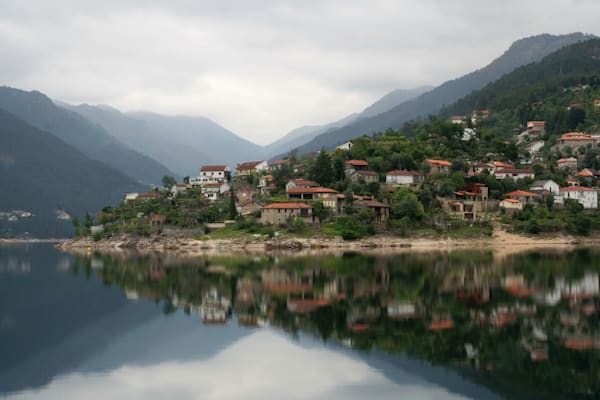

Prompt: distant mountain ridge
xmin=64 ymin=104 xmax=219 ymax=177
xmin=357 ymin=86 xmax=433 ymax=119
xmin=0 ymin=108 xmax=144 ymax=237
xmin=0 ymin=87 xmax=175 ymax=184
xmin=286 ymin=32 xmax=596 ymax=155
xmin=129 ymin=112 xmax=265 ymax=173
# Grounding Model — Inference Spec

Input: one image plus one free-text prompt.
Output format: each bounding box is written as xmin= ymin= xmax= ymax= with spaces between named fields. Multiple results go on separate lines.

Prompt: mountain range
xmin=283 ymin=32 xmax=595 ymax=156
xmin=0 ymin=87 xmax=174 ymax=185
xmin=0 ymin=108 xmax=144 ymax=237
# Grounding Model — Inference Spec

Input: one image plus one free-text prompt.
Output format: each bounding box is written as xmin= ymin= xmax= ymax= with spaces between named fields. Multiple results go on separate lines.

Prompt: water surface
xmin=1 ymin=244 xmax=598 ymax=399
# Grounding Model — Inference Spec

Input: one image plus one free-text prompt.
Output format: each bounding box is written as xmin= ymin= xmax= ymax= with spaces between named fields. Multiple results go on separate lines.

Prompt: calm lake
xmin=0 ymin=244 xmax=598 ymax=399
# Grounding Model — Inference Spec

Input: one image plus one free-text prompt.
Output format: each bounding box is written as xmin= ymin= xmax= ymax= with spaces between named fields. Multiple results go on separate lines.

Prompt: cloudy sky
xmin=1 ymin=0 xmax=599 ymax=144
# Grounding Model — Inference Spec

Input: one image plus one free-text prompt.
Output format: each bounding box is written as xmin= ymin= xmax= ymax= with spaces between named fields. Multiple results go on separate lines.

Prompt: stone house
xmin=344 ymin=159 xmax=369 ymax=176
xmin=287 ymin=187 xmax=338 ymax=209
xmin=349 ymin=170 xmax=379 ymax=184
xmin=260 ymin=203 xmax=314 ymax=225
xmin=426 ymin=159 xmax=453 ymax=175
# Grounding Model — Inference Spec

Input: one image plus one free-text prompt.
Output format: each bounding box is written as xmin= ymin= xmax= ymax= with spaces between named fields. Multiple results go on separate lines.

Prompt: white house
xmin=559 ymin=187 xmax=598 ymax=209
xmin=385 ymin=170 xmax=425 ymax=186
xmin=494 ymin=168 xmax=535 ymax=180
xmin=336 ymin=141 xmax=353 ymax=151
xmin=530 ymin=180 xmax=559 ymax=195
xmin=236 ymin=160 xmax=268 ymax=176
xmin=190 ymin=165 xmax=231 ymax=186
xmin=124 ymin=193 xmax=139 ymax=203
xmin=499 ymin=198 xmax=523 ymax=210
xmin=202 ymin=182 xmax=230 ymax=202
xmin=170 ymin=184 xmax=189 ymax=197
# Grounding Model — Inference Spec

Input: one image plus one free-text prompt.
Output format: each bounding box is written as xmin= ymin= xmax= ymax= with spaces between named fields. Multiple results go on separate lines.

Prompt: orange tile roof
xmin=430 ymin=319 xmax=454 ymax=330
xmin=427 ymin=159 xmax=453 ymax=167
xmin=503 ymin=198 xmax=522 ymax=204
xmin=527 ymin=121 xmax=545 ymax=127
xmin=506 ymin=190 xmax=538 ymax=197
xmin=560 ymin=186 xmax=595 ymax=192
xmin=262 ymin=202 xmax=312 ymax=209
xmin=269 ymin=159 xmax=289 ymax=166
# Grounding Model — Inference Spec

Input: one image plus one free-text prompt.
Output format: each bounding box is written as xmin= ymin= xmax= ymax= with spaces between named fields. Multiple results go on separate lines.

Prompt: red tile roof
xmin=430 ymin=319 xmax=454 ymax=330
xmin=527 ymin=121 xmax=545 ymax=127
xmin=269 ymin=159 xmax=289 ymax=166
xmin=558 ymin=132 xmax=594 ymax=141
xmin=387 ymin=170 xmax=423 ymax=176
xmin=137 ymin=192 xmax=161 ymax=199
xmin=355 ymin=170 xmax=379 ymax=176
xmin=290 ymin=179 xmax=320 ymax=187
xmin=201 ymin=165 xmax=228 ymax=172
xmin=345 ymin=159 xmax=369 ymax=167
xmin=287 ymin=187 xmax=337 ymax=194
xmin=560 ymin=186 xmax=595 ymax=192
xmin=262 ymin=202 xmax=312 ymax=209
xmin=426 ymin=159 xmax=453 ymax=167
xmin=237 ymin=161 xmax=265 ymax=171
xmin=576 ymin=169 xmax=596 ymax=177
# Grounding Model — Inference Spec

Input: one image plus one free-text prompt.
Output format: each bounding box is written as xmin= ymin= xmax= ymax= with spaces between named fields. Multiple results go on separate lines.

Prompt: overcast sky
xmin=1 ymin=0 xmax=599 ymax=145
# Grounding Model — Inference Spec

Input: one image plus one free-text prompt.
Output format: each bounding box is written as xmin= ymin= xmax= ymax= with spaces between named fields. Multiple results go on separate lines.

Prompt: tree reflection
xmin=72 ymin=249 xmax=600 ymax=399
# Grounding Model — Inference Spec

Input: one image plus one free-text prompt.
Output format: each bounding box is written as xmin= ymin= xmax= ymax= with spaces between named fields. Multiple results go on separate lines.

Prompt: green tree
xmin=310 ymin=149 xmax=334 ymax=186
xmin=228 ymin=187 xmax=238 ymax=220
xmin=162 ymin=175 xmax=177 ymax=188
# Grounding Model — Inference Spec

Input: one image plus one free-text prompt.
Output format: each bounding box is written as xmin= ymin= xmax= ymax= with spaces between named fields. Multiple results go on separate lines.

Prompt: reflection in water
xmin=4 ymin=331 xmax=470 ymax=400
xmin=1 ymin=245 xmax=599 ymax=399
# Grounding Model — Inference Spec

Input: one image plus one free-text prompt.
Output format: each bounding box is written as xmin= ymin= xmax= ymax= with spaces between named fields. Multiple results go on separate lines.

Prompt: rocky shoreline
xmin=56 ymin=229 xmax=595 ymax=257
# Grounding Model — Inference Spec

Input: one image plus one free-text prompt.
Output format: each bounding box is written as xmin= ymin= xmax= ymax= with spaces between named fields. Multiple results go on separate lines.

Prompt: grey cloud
xmin=0 ymin=0 xmax=598 ymax=144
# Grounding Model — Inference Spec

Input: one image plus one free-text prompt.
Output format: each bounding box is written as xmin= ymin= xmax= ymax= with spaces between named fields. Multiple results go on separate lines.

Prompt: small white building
xmin=530 ymin=180 xmax=559 ymax=195
xmin=385 ymin=170 xmax=424 ymax=186
xmin=202 ymin=182 xmax=230 ymax=202
xmin=124 ymin=193 xmax=139 ymax=203
xmin=170 ymin=184 xmax=189 ymax=197
xmin=499 ymin=198 xmax=523 ymax=210
xmin=336 ymin=141 xmax=353 ymax=151
xmin=494 ymin=168 xmax=535 ymax=180
xmin=559 ymin=187 xmax=598 ymax=209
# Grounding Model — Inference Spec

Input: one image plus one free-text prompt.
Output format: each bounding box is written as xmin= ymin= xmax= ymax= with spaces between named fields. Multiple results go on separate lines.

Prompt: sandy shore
xmin=56 ymin=228 xmax=600 ymax=257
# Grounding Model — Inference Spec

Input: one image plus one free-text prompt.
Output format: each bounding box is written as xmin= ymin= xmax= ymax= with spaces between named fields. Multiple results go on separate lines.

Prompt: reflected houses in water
xmin=75 ymin=249 xmax=600 ymax=398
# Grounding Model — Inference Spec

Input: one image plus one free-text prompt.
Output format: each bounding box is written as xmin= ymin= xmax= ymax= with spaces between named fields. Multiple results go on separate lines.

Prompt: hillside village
xmin=82 ymin=90 xmax=600 ymax=240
